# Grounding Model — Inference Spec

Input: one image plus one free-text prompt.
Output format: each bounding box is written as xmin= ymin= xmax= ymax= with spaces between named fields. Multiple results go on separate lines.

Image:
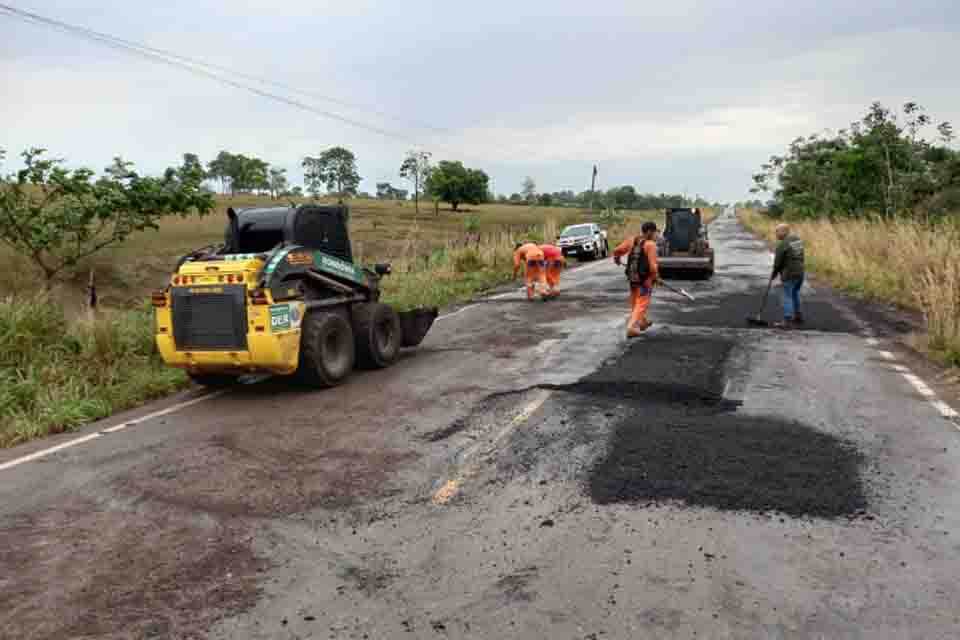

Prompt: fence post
xmin=86 ymin=268 xmax=97 ymax=324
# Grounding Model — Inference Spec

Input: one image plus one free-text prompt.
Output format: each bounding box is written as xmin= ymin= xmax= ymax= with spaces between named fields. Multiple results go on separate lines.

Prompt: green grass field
xmin=0 ymin=196 xmax=641 ymax=310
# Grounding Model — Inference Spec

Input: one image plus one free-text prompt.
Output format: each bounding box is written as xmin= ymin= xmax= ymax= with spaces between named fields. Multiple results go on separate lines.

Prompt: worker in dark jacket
xmin=771 ymin=223 xmax=805 ymax=328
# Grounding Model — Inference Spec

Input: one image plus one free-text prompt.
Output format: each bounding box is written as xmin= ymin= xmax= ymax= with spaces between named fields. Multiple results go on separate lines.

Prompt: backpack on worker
xmin=626 ymin=237 xmax=650 ymax=286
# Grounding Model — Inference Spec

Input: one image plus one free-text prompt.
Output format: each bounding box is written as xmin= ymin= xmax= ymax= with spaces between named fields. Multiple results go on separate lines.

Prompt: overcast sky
xmin=2 ymin=0 xmax=959 ymax=202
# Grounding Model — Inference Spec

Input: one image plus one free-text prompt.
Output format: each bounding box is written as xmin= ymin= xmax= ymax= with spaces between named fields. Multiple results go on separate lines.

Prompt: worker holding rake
xmin=514 ymin=242 xmax=548 ymax=300
xmin=613 ymin=222 xmax=661 ymax=337
xmin=540 ymin=243 xmax=565 ymax=298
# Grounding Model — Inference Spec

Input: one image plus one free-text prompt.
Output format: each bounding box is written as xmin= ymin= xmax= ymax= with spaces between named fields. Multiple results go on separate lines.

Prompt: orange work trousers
xmin=525 ymin=260 xmax=547 ymax=299
xmin=629 ymin=284 xmax=652 ymax=329
xmin=545 ymin=262 xmax=563 ymax=296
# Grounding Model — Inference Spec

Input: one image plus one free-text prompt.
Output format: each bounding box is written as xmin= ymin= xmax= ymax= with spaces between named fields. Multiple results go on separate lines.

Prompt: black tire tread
xmin=352 ymin=302 xmax=402 ymax=369
xmin=296 ymin=310 xmax=355 ymax=387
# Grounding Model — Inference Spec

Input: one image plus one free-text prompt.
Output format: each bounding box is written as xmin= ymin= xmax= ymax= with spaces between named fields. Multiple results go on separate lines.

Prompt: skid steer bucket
xmin=398 ymin=308 xmax=439 ymax=347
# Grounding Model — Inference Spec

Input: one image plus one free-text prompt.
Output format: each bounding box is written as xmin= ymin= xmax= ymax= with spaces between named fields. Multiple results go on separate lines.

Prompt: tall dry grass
xmin=740 ymin=211 xmax=960 ymax=366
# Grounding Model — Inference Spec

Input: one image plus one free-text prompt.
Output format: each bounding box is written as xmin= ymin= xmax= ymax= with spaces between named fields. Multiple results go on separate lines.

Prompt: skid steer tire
xmin=352 ymin=302 xmax=402 ymax=369
xmin=189 ymin=373 xmax=238 ymax=388
xmin=296 ymin=311 xmax=355 ymax=387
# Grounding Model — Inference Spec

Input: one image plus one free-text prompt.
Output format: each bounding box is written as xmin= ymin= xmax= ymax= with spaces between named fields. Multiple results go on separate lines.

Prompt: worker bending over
xmin=613 ymin=222 xmax=660 ymax=338
xmin=539 ymin=243 xmax=565 ymax=298
xmin=514 ymin=242 xmax=548 ymax=300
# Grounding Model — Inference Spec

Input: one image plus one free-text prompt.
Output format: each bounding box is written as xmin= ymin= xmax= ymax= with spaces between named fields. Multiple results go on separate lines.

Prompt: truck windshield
xmin=561 ymin=225 xmax=592 ymax=237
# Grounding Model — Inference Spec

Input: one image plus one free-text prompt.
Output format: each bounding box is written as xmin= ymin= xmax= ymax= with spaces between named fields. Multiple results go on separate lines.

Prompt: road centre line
xmin=432 ymin=389 xmax=552 ymax=505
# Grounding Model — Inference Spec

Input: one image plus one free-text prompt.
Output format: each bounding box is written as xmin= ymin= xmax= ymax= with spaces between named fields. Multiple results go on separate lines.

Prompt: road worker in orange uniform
xmin=613 ymin=221 xmax=661 ymax=338
xmin=513 ymin=242 xmax=548 ymax=300
xmin=539 ymin=243 xmax=565 ymax=298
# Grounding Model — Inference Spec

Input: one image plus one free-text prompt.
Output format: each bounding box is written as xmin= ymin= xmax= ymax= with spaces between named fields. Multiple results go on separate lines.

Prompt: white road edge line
xmin=0 ymin=390 xmax=228 ymax=473
xmin=902 ymin=373 xmax=937 ymax=398
xmin=866 ymin=335 xmax=960 ymax=423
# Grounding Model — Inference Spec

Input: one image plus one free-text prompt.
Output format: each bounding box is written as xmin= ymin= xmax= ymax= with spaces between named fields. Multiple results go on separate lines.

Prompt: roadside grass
xmin=0 ymin=297 xmax=187 ymax=448
xmin=739 ymin=210 xmax=960 ymax=367
xmin=0 ymin=197 xmax=677 ymax=448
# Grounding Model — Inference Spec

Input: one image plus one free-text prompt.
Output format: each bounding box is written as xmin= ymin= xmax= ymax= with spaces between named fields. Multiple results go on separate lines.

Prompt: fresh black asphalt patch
xmin=579 ymin=333 xmax=868 ymax=518
xmin=588 ymin=411 xmax=867 ymax=518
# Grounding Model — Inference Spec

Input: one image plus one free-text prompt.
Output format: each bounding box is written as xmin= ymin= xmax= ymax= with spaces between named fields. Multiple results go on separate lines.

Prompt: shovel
xmin=746 ymin=278 xmax=773 ymax=326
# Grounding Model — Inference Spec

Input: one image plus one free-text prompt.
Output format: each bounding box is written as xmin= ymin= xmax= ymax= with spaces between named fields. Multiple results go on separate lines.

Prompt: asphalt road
xmin=2 ymin=211 xmax=960 ymax=639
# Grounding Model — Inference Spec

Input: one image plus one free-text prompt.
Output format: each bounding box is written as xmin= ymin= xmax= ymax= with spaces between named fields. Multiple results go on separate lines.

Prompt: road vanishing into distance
xmin=3 ymin=211 xmax=960 ymax=639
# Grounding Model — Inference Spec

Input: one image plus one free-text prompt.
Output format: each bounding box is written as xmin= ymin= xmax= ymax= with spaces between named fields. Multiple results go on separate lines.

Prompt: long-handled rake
xmin=658 ymin=281 xmax=696 ymax=302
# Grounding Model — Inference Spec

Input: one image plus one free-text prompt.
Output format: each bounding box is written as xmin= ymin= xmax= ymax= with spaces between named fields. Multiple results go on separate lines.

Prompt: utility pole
xmin=589 ymin=165 xmax=598 ymax=212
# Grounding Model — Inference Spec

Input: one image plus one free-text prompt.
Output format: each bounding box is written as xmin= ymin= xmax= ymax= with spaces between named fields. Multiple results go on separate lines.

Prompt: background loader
xmin=152 ymin=204 xmax=437 ymax=387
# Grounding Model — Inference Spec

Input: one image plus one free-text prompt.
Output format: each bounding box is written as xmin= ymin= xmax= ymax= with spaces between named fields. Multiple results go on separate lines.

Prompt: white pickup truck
xmin=556 ymin=223 xmax=609 ymax=260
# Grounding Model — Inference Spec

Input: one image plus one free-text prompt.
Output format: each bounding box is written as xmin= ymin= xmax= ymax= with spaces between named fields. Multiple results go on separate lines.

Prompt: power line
xmin=0 ymin=3 xmax=451 ymax=135
xmin=0 ymin=3 xmax=432 ymax=145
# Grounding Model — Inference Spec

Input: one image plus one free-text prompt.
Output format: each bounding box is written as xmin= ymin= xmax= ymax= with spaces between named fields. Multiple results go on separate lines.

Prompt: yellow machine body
xmin=154 ymin=258 xmax=305 ymax=376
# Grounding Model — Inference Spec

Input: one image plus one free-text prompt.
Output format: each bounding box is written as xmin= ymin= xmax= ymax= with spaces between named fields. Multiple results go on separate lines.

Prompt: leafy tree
xmin=609 ymin=185 xmax=637 ymax=209
xmin=752 ymin=101 xmax=960 ymax=218
xmin=302 ymin=146 xmax=361 ymax=198
xmin=376 ymin=182 xmax=408 ymax=200
xmin=522 ymin=177 xmax=537 ymax=203
xmin=289 ymin=185 xmax=304 ymax=198
xmin=205 ymin=151 xmax=269 ymax=195
xmin=206 ymin=151 xmax=232 ymax=194
xmin=424 ymin=161 xmax=489 ymax=212
xmin=399 ymin=150 xmax=433 ymax=215
xmin=0 ymin=148 xmax=213 ymax=287
xmin=176 ymin=153 xmax=205 ymax=186
xmin=268 ymin=167 xmax=288 ymax=199
xmin=537 ymin=193 xmax=553 ymax=206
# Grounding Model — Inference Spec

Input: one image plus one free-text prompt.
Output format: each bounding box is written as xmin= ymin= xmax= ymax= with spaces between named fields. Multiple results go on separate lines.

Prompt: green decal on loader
xmin=315 ymin=252 xmax=366 ymax=284
xmin=270 ymin=304 xmax=292 ymax=332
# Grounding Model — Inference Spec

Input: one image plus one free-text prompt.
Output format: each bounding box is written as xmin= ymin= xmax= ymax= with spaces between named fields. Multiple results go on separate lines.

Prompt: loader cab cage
xmin=223 ymin=205 xmax=354 ymax=262
xmin=663 ymin=208 xmax=704 ymax=252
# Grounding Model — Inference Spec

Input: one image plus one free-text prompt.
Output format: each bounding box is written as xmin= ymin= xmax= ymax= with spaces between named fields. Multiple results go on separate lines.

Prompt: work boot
xmin=794 ymin=312 xmax=805 ymax=325
xmin=773 ymin=320 xmax=793 ymax=330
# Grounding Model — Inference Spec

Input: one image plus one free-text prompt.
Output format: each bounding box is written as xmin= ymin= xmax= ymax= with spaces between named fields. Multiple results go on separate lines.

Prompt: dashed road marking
xmin=932 ymin=400 xmax=960 ymax=420
xmin=432 ymin=389 xmax=552 ymax=505
xmin=0 ymin=391 xmax=228 ymax=473
xmin=903 ymin=373 xmax=937 ymax=398
xmin=864 ymin=333 xmax=959 ymax=425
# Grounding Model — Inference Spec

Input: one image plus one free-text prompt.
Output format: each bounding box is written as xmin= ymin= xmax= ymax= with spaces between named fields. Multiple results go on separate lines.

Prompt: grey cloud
xmin=2 ymin=0 xmax=959 ymax=201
